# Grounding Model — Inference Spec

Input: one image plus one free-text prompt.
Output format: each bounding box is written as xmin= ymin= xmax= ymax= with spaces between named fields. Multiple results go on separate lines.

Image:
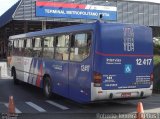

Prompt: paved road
xmin=0 ymin=78 xmax=160 ymax=119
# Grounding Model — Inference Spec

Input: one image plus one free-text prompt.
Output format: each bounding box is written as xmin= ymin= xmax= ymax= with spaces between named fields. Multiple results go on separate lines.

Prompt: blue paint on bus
xmin=8 ymin=21 xmax=153 ymax=103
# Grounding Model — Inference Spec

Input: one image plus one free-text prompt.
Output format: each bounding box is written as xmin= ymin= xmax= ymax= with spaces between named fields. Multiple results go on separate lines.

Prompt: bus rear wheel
xmin=43 ymin=77 xmax=52 ymax=99
xmin=12 ymin=69 xmax=19 ymax=85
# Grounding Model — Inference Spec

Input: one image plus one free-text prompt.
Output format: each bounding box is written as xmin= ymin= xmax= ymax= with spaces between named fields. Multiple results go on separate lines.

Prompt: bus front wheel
xmin=43 ymin=77 xmax=52 ymax=99
xmin=12 ymin=69 xmax=19 ymax=85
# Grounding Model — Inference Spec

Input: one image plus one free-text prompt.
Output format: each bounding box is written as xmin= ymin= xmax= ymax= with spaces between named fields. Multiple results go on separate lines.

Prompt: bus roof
xmin=9 ymin=22 xmax=96 ymax=40
xmin=9 ymin=21 xmax=150 ymax=40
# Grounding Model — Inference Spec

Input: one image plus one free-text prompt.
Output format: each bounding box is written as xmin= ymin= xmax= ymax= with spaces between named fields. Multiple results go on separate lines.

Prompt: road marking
xmin=4 ymin=103 xmax=22 ymax=113
xmin=25 ymin=102 xmax=46 ymax=112
xmin=46 ymin=100 xmax=69 ymax=110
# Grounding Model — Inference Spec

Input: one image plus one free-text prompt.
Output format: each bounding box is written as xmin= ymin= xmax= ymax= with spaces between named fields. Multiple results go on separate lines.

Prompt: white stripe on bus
xmin=4 ymin=103 xmax=22 ymax=113
xmin=25 ymin=102 xmax=46 ymax=112
xmin=46 ymin=100 xmax=69 ymax=110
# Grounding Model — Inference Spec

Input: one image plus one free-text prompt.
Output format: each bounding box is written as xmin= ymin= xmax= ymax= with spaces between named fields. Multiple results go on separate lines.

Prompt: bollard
xmin=8 ymin=96 xmax=15 ymax=114
xmin=136 ymin=102 xmax=144 ymax=119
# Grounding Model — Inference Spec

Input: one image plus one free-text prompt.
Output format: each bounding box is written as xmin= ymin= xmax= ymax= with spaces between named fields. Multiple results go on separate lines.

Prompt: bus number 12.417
xmin=136 ymin=58 xmax=152 ymax=66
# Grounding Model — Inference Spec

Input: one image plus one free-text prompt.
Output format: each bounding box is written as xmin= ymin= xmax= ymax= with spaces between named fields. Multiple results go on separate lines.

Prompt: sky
xmin=0 ymin=0 xmax=160 ymax=16
xmin=0 ymin=0 xmax=19 ymax=16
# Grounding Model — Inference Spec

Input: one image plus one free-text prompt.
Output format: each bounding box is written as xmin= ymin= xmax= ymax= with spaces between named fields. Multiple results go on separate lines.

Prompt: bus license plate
xmin=121 ymin=92 xmax=131 ymax=98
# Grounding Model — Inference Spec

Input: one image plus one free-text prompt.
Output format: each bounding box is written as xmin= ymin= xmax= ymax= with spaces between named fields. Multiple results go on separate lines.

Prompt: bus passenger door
xmin=69 ymin=32 xmax=92 ymax=103
xmin=52 ymin=35 xmax=70 ymax=98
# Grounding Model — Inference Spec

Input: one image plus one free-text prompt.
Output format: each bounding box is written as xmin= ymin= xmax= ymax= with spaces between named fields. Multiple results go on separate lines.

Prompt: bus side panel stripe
xmin=36 ymin=63 xmax=43 ymax=87
xmin=96 ymin=51 xmax=153 ymax=57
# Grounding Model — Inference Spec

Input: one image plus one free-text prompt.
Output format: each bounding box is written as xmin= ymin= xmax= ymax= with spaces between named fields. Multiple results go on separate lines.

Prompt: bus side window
xmin=32 ymin=37 xmax=42 ymax=57
xmin=13 ymin=40 xmax=19 ymax=56
xmin=43 ymin=36 xmax=55 ymax=59
xmin=70 ymin=32 xmax=91 ymax=62
xmin=7 ymin=41 xmax=13 ymax=56
xmin=55 ymin=34 xmax=69 ymax=61
xmin=24 ymin=38 xmax=33 ymax=57
xmin=18 ymin=39 xmax=24 ymax=56
xmin=8 ymin=40 xmax=13 ymax=56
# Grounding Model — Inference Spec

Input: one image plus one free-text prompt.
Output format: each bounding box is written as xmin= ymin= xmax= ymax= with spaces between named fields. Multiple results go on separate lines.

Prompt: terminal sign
xmin=36 ymin=1 xmax=117 ymax=21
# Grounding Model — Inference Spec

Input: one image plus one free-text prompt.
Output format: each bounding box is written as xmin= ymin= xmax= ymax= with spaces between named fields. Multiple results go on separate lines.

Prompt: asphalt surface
xmin=0 ymin=77 xmax=160 ymax=119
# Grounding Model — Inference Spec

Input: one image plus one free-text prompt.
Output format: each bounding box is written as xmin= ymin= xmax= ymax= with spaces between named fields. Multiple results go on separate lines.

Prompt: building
xmin=0 ymin=0 xmax=159 ymax=58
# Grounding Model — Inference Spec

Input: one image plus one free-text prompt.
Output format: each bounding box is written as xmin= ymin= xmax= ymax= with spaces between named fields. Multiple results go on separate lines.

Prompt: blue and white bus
xmin=7 ymin=21 xmax=153 ymax=103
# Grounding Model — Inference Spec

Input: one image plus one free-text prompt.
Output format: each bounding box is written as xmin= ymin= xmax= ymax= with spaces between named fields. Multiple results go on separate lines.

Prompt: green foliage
xmin=154 ymin=55 xmax=160 ymax=66
xmin=153 ymin=37 xmax=160 ymax=55
xmin=154 ymin=44 xmax=160 ymax=54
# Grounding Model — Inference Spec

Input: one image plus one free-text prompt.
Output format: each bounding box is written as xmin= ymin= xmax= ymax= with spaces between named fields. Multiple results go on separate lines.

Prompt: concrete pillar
xmin=4 ymin=28 xmax=8 ymax=58
xmin=24 ymin=21 xmax=28 ymax=33
xmin=42 ymin=21 xmax=46 ymax=30
xmin=11 ymin=21 xmax=15 ymax=35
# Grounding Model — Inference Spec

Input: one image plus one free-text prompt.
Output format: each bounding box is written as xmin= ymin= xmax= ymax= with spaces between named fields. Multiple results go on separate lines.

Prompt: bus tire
xmin=43 ymin=76 xmax=52 ymax=99
xmin=12 ymin=69 xmax=19 ymax=85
